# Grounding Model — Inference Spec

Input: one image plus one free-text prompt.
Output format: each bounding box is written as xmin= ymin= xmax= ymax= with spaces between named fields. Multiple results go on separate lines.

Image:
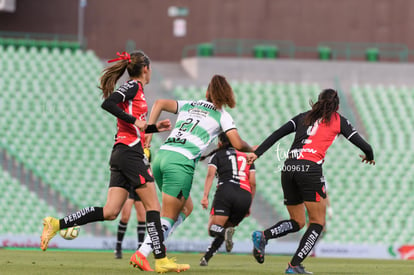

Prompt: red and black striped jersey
xmin=113 ymin=80 xmax=147 ymax=147
xmin=208 ymin=148 xmax=255 ymax=193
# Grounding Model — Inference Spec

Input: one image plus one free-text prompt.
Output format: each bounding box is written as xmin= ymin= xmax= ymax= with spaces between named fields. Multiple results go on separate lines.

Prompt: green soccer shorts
xmin=152 ymin=149 xmax=195 ymax=199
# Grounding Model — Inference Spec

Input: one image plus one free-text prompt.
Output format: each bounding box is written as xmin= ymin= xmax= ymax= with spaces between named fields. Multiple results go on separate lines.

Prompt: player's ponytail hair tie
xmin=107 ymin=51 xmax=131 ymax=63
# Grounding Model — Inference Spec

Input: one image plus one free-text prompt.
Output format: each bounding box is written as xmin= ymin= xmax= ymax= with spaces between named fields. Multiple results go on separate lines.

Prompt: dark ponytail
xmin=304 ymin=89 xmax=339 ymax=126
xmin=200 ymin=133 xmax=232 ymax=161
xmin=99 ymin=51 xmax=150 ymax=99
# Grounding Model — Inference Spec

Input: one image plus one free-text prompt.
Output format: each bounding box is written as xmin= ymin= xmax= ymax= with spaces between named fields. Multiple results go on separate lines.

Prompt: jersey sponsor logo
xmin=166 ymin=137 xmax=187 ymax=144
xmin=140 ymin=92 xmax=146 ymax=101
xmin=214 ymin=210 xmax=225 ymax=214
xmin=137 ymin=113 xmax=146 ymax=120
xmin=189 ymin=108 xmax=209 ymax=117
xmin=190 ymin=101 xmax=217 ymax=110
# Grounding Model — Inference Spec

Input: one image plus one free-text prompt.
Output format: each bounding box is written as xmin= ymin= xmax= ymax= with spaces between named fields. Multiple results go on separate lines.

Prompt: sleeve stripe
xmin=224 ymin=127 xmax=237 ymax=133
xmin=290 ymin=119 xmax=296 ymax=130
xmin=208 ymin=163 xmax=217 ymax=169
xmin=175 ymin=100 xmax=179 ymax=114
xmin=115 ymin=90 xmax=126 ymax=101
xmin=347 ymin=131 xmax=357 ymax=140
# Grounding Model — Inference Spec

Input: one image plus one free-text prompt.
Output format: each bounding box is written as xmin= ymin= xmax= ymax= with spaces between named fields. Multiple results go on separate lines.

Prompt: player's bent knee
xmin=103 ymin=209 xmax=121 ymax=221
xmin=105 ymin=213 xmax=119 ymax=221
xmin=294 ymin=219 xmax=306 ymax=229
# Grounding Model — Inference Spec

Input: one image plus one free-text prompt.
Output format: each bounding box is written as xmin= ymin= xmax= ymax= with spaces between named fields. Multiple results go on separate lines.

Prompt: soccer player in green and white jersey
xmin=129 ymin=75 xmax=254 ymax=270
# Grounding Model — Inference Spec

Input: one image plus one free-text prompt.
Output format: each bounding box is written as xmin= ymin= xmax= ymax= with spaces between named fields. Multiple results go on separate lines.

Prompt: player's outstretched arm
xmin=148 ymin=99 xmax=178 ymax=124
xmin=226 ymin=129 xmax=253 ymax=152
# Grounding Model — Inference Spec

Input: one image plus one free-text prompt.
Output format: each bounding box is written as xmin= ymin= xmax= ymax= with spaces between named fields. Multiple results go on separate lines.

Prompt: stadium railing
xmin=182 ymin=39 xmax=411 ymax=62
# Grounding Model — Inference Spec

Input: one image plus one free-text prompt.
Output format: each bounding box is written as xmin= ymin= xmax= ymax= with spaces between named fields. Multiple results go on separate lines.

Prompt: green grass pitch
xmin=1 ymin=249 xmax=413 ymax=275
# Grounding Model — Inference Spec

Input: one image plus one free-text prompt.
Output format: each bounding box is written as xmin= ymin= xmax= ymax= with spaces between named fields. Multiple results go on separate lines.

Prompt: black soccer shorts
xmin=281 ymin=159 xmax=327 ymax=205
xmin=211 ymin=182 xmax=252 ymax=226
xmin=109 ymin=143 xmax=154 ymax=191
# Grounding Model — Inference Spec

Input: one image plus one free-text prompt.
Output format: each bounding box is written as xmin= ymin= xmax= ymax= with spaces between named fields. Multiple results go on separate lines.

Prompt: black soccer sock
xmin=209 ymin=224 xmax=225 ymax=238
xmin=204 ymin=236 xmax=225 ymax=261
xmin=146 ymin=211 xmax=166 ymax=259
xmin=137 ymin=221 xmax=146 ymax=249
xmin=264 ymin=219 xmax=300 ymax=240
xmin=116 ymin=221 xmax=128 ymax=250
xmin=59 ymin=207 xmax=104 ymax=229
xmin=290 ymin=223 xmax=323 ymax=266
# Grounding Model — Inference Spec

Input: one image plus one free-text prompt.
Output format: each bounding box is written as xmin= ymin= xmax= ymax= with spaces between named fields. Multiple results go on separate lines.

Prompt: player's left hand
xmin=144 ymin=134 xmax=153 ymax=148
xmin=359 ymin=154 xmax=375 ymax=165
xmin=134 ymin=119 xmax=147 ymax=132
xmin=156 ymin=119 xmax=171 ymax=132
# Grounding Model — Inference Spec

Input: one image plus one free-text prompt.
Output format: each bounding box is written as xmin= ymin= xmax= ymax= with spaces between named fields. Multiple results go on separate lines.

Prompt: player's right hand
xmin=247 ymin=153 xmax=258 ymax=164
xmin=201 ymin=197 xmax=209 ymax=210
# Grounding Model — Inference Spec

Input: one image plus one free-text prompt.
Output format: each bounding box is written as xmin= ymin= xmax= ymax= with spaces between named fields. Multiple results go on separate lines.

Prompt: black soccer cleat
xmin=114 ymin=249 xmax=122 ymax=259
xmin=199 ymin=257 xmax=208 ymax=266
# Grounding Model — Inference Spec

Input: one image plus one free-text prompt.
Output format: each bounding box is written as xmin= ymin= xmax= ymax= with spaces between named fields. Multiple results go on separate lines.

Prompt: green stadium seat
xmin=365 ymin=48 xmax=379 ymax=62
xmin=318 ymin=46 xmax=332 ymax=60
xmin=197 ymin=43 xmax=214 ymax=57
xmin=253 ymin=45 xmax=279 ymax=59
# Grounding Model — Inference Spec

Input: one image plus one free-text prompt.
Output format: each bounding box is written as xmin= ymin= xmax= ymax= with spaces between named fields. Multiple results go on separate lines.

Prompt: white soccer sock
xmin=138 ymin=234 xmax=153 ymax=258
xmin=138 ymin=217 xmax=174 ymax=257
xmin=168 ymin=212 xmax=186 ymax=237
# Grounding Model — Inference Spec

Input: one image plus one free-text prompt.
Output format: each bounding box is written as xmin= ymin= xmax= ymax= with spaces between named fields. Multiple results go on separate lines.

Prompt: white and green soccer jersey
xmin=160 ymin=100 xmax=236 ymax=160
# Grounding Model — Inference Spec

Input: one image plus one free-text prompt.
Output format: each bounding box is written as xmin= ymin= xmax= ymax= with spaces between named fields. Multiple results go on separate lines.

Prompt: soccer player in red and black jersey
xmin=199 ymin=133 xmax=256 ymax=266
xmin=40 ymin=51 xmax=190 ymax=273
xmin=247 ymin=89 xmax=375 ymax=274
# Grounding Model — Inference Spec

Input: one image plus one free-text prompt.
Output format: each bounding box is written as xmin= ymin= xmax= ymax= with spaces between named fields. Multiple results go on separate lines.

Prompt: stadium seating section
xmin=0 ymin=44 xmax=412 ymax=246
xmin=0 ymin=168 xmax=62 ymax=234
